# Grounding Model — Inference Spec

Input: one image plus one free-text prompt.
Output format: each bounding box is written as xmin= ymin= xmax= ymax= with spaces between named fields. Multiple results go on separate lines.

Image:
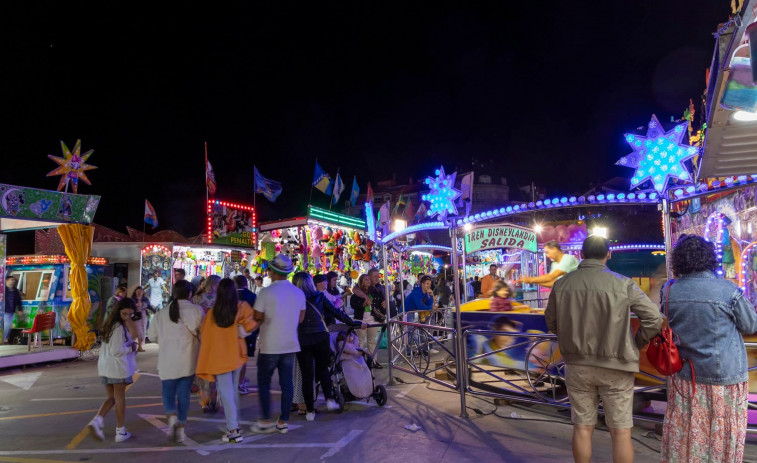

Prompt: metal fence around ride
xmin=388 ymin=308 xmax=458 ymax=390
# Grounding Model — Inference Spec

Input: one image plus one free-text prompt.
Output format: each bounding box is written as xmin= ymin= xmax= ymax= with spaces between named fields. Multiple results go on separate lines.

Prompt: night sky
xmin=1 ymin=1 xmax=729 ymax=252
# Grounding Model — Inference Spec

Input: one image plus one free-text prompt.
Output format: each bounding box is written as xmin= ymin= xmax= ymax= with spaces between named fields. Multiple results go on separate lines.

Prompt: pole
xmin=330 ymin=168 xmax=339 ymax=211
xmin=461 ymin=234 xmax=468 ymax=303
xmin=308 ymin=158 xmax=317 ymax=208
xmin=398 ymin=249 xmax=406 ymax=313
xmin=205 ymin=141 xmax=209 ymax=244
xmin=381 ymin=241 xmax=394 ymax=386
xmin=662 ymin=198 xmax=673 ymax=279
xmin=450 ymin=224 xmax=468 ymax=418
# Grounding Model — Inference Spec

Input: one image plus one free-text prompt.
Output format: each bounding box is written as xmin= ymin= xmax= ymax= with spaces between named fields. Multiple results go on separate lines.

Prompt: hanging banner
xmin=0 ymin=184 xmax=99 ymax=224
xmin=464 ymin=224 xmax=537 ymax=254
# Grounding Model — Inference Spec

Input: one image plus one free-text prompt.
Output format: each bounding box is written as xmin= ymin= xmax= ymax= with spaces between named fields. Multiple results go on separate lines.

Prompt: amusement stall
xmin=5 ymin=254 xmax=108 ymax=344
xmin=258 ymin=205 xmax=369 ymax=277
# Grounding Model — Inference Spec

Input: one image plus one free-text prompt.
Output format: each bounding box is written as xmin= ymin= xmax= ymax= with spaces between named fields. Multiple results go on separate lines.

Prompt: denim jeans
xmin=2 ymin=312 xmax=15 ymax=342
xmin=257 ymin=353 xmax=295 ymax=422
xmin=216 ymin=368 xmax=241 ymax=431
xmin=161 ymin=375 xmax=194 ymax=424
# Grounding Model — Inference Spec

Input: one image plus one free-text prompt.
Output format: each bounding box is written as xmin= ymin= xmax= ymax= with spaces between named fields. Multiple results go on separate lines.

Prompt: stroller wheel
xmin=334 ymin=386 xmax=345 ymax=413
xmin=374 ymin=385 xmax=388 ymax=407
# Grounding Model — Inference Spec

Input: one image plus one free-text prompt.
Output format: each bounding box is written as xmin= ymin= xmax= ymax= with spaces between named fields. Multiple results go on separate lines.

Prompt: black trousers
xmin=296 ymin=338 xmax=333 ymax=412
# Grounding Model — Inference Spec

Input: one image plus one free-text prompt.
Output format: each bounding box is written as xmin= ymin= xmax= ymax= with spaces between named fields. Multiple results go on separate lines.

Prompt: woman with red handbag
xmin=661 ymin=235 xmax=757 ymax=462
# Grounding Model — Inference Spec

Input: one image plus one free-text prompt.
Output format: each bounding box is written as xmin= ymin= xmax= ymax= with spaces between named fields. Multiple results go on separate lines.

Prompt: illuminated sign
xmin=464 ymin=225 xmax=537 ymax=254
xmin=207 ymin=200 xmax=258 ymax=248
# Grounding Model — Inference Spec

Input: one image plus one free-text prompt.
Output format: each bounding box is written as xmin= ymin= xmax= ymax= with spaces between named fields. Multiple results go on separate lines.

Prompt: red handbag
xmin=646 ymin=281 xmax=695 ymax=394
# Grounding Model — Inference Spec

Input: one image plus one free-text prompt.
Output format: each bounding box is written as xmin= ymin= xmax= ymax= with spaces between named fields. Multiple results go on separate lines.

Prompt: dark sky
xmin=1 ymin=1 xmax=728 ymax=246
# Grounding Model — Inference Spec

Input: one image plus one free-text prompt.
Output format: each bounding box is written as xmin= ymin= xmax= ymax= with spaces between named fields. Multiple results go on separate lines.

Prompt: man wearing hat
xmin=250 ymin=255 xmax=306 ymax=434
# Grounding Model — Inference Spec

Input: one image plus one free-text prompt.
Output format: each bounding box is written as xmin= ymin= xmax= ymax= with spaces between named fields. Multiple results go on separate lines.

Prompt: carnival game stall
xmin=5 ymin=255 xmax=107 ymax=344
xmin=257 ymin=205 xmax=369 ymax=277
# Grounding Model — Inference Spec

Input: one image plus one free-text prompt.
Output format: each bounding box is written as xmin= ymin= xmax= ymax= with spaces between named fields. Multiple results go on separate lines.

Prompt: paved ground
xmin=0 ymin=345 xmax=755 ymax=462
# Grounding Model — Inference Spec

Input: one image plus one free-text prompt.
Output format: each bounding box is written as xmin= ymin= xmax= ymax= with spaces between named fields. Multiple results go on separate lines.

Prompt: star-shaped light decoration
xmin=616 ymin=115 xmax=699 ymax=193
xmin=47 ymin=139 xmax=97 ymax=194
xmin=421 ymin=166 xmax=461 ymax=222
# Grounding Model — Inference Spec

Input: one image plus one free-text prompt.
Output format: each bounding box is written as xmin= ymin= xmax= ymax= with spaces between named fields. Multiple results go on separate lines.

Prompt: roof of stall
xmin=259 ymin=205 xmax=366 ymax=232
xmin=698 ymin=1 xmax=757 ymax=179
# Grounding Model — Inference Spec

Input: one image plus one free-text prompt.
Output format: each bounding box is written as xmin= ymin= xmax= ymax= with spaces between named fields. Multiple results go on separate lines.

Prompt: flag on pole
xmin=378 ymin=201 xmax=391 ymax=230
xmin=254 ymin=167 xmax=283 ymax=202
xmin=403 ymin=196 xmax=414 ymax=221
xmin=144 ymin=199 xmax=158 ymax=228
xmin=366 ymin=182 xmax=374 ymax=203
xmin=313 ymin=162 xmax=333 ymax=195
xmin=413 ymin=202 xmax=427 ymax=224
xmin=205 ymin=153 xmax=217 ymax=195
xmin=350 ymin=176 xmax=360 ymax=206
xmin=392 ymin=193 xmax=405 ymax=216
xmin=332 ymin=172 xmax=345 ymax=204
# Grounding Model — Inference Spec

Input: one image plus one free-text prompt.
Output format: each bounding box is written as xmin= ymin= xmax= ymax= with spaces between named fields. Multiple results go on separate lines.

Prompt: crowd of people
xmin=87 ymin=254 xmax=379 ymax=444
xmin=10 ymin=232 xmax=753 ymax=462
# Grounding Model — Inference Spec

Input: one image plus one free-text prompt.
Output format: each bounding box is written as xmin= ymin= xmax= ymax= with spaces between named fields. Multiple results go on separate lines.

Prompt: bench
xmin=21 ymin=312 xmax=57 ymax=351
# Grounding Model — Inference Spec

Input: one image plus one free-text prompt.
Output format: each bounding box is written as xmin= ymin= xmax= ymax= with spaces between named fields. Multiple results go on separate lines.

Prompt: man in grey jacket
xmin=545 ymin=235 xmax=662 ymax=463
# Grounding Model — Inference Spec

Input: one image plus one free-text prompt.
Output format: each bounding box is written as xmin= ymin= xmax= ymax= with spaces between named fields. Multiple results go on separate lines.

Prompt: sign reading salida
xmin=464 ymin=225 xmax=537 ymax=254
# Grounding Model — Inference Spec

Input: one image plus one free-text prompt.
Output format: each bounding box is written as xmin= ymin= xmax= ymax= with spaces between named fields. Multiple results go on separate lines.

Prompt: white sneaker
xmin=88 ymin=415 xmax=104 ymax=441
xmin=305 ymin=411 xmax=315 ymax=421
xmin=114 ymin=427 xmax=132 ymax=443
xmin=326 ymin=399 xmax=340 ymax=411
xmin=167 ymin=415 xmax=177 ymax=442
xmin=175 ymin=426 xmax=186 ymax=443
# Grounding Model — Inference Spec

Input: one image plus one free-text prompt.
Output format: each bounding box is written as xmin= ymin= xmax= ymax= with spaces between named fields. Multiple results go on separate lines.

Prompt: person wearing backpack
xmin=660 ymin=235 xmax=757 ymax=462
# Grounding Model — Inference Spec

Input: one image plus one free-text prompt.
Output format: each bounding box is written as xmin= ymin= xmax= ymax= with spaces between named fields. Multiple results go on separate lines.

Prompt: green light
xmin=308 ymin=206 xmax=366 ymax=229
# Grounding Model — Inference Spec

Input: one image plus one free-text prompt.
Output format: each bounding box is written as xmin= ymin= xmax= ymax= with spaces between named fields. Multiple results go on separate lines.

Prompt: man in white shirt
xmin=252 ymin=276 xmax=264 ymax=295
xmin=145 ymin=271 xmax=167 ymax=310
xmin=517 ymin=240 xmax=579 ymax=288
xmin=229 ymin=263 xmax=244 ymax=279
xmin=250 ymin=255 xmax=305 ymax=435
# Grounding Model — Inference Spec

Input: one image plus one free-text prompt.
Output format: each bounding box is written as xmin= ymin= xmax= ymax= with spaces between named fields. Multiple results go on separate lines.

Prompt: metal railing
xmin=388 ymin=315 xmax=458 ymax=390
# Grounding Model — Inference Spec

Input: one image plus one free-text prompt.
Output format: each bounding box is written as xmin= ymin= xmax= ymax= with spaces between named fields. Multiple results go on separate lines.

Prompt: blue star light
xmin=421 ymin=166 xmax=462 ymax=222
xmin=616 ymin=114 xmax=699 ymax=193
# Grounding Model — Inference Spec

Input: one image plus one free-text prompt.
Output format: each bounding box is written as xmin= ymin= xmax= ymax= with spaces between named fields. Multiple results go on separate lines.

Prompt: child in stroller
xmin=329 ymin=326 xmax=388 ymax=408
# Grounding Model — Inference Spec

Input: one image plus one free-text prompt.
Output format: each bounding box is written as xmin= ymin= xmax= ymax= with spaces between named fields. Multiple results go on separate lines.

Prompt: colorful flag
xmin=144 ymin=199 xmax=158 ymax=228
xmin=332 ymin=172 xmax=345 ymax=204
xmin=350 ymin=176 xmax=360 ymax=206
xmin=254 ymin=166 xmax=282 ymax=202
xmin=393 ymin=193 xmax=405 ymax=216
xmin=403 ymin=196 xmax=415 ymax=221
xmin=313 ymin=162 xmax=333 ymax=195
xmin=458 ymin=171 xmax=474 ymax=215
xmin=205 ymin=153 xmax=217 ymax=195
xmin=366 ymin=182 xmax=374 ymax=203
xmin=378 ymin=201 xmax=391 ymax=229
xmin=413 ymin=202 xmax=427 ymax=224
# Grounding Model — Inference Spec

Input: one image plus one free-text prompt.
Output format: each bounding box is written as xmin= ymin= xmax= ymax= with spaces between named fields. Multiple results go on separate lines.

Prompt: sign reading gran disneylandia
xmin=464 ymin=224 xmax=537 ymax=254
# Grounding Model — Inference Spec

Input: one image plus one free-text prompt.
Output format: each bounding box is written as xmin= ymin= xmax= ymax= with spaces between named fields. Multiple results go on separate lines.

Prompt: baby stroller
xmin=327 ymin=325 xmax=388 ymax=411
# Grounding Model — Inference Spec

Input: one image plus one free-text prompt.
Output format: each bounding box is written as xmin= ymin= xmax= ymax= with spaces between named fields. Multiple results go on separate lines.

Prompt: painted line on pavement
xmin=32 ymin=396 xmax=162 ymax=401
xmin=0 ymin=403 xmax=162 ymax=422
xmin=0 ymin=430 xmax=364 ymax=457
xmin=0 ymin=457 xmax=95 ymax=463
xmin=395 ymin=383 xmax=419 ymax=398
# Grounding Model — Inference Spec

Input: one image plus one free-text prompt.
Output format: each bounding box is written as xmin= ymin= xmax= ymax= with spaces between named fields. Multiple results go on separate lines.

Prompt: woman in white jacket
xmin=88 ymin=298 xmax=138 ymax=443
xmin=147 ymin=280 xmax=203 ymax=443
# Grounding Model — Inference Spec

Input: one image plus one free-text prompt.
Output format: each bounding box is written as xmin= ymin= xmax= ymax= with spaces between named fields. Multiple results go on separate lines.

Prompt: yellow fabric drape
xmin=58 ymin=224 xmax=95 ymax=351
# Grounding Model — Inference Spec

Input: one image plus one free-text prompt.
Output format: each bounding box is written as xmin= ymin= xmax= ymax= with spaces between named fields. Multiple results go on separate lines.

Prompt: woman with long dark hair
xmin=293 ymin=272 xmax=363 ymax=421
xmin=196 ymin=278 xmax=257 ymax=443
xmin=660 ymin=234 xmax=757 ymax=462
xmin=88 ymin=298 xmax=138 ymax=443
xmin=323 ymin=271 xmax=344 ymax=311
xmin=146 ymin=280 xmax=203 ymax=443
xmin=131 ymin=286 xmax=151 ymax=352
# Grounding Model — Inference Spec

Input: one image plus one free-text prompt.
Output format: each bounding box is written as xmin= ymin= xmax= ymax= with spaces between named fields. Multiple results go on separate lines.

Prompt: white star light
xmin=616 ymin=114 xmax=699 ymax=193
xmin=421 ymin=166 xmax=462 ymax=222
